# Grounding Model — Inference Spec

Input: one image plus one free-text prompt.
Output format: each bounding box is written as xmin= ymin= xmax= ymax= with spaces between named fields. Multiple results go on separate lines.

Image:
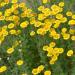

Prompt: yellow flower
xmin=53 ymin=23 xmax=60 ymax=28
xmin=0 ymin=36 xmax=4 ymax=45
xmin=8 ymin=23 xmax=15 ymax=29
xmin=68 ymin=20 xmax=75 ymax=25
xmin=47 ymin=52 xmax=53 ymax=57
xmin=11 ymin=0 xmax=18 ymax=3
xmin=30 ymin=31 xmax=35 ymax=36
xmin=42 ymin=0 xmax=48 ymax=4
xmin=13 ymin=10 xmax=19 ymax=15
xmin=52 ymin=56 xmax=58 ymax=61
xmin=32 ymin=68 xmax=39 ymax=75
xmin=34 ymin=21 xmax=43 ymax=27
xmin=16 ymin=60 xmax=24 ymax=66
xmin=38 ymin=6 xmax=45 ymax=11
xmin=69 ymin=29 xmax=75 ymax=34
xmin=42 ymin=8 xmax=51 ymax=16
xmin=0 ymin=66 xmax=7 ymax=73
xmin=67 ymin=50 xmax=73 ymax=56
xmin=60 ymin=17 xmax=67 ymax=23
xmin=51 ymin=5 xmax=62 ymax=14
xmin=37 ymin=28 xmax=46 ymax=35
xmin=62 ymin=33 xmax=70 ymax=40
xmin=49 ymin=60 xmax=55 ymax=64
xmin=66 ymin=11 xmax=72 ymax=16
xmin=43 ymin=45 xmax=49 ymax=51
xmin=44 ymin=70 xmax=51 ymax=75
xmin=9 ymin=29 xmax=16 ymax=35
xmin=0 ymin=16 xmax=5 ymax=20
xmin=71 ymin=36 xmax=75 ymax=40
xmin=61 ymin=28 xmax=67 ymax=33
xmin=38 ymin=14 xmax=45 ymax=20
xmin=2 ymin=29 xmax=8 ymax=36
xmin=50 ymin=29 xmax=57 ymax=37
xmin=20 ymin=21 xmax=29 ymax=28
xmin=53 ymin=34 xmax=60 ymax=39
xmin=72 ymin=15 xmax=75 ymax=19
xmin=49 ymin=42 xmax=56 ymax=47
xmin=53 ymin=48 xmax=59 ymax=54
xmin=59 ymin=2 xmax=64 ymax=7
xmin=58 ymin=48 xmax=64 ymax=54
xmin=7 ymin=47 xmax=14 ymax=54
xmin=56 ymin=14 xmax=63 ymax=19
xmin=37 ymin=65 xmax=44 ymax=72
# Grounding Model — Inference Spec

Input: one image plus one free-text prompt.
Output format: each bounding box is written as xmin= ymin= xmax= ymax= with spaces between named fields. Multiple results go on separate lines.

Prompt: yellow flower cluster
xmin=43 ymin=42 xmax=64 ymax=64
xmin=0 ymin=26 xmax=8 ymax=44
xmin=32 ymin=65 xmax=52 ymax=75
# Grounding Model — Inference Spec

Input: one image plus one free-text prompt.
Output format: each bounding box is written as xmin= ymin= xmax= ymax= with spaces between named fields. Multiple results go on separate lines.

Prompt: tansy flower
xmin=37 ymin=65 xmax=44 ymax=72
xmin=49 ymin=42 xmax=56 ymax=48
xmin=32 ymin=68 xmax=39 ymax=75
xmin=8 ymin=23 xmax=15 ymax=29
xmin=67 ymin=50 xmax=73 ymax=56
xmin=30 ymin=31 xmax=35 ymax=36
xmin=13 ymin=10 xmax=19 ymax=15
xmin=0 ymin=66 xmax=7 ymax=73
xmin=7 ymin=47 xmax=14 ymax=54
xmin=43 ymin=45 xmax=49 ymax=51
xmin=58 ymin=48 xmax=64 ymax=54
xmin=61 ymin=28 xmax=67 ymax=33
xmin=52 ymin=56 xmax=58 ymax=61
xmin=16 ymin=60 xmax=24 ymax=66
xmin=60 ymin=17 xmax=67 ymax=23
xmin=20 ymin=21 xmax=29 ymax=28
xmin=47 ymin=47 xmax=53 ymax=52
xmin=58 ymin=2 xmax=64 ymax=7
xmin=62 ymin=33 xmax=70 ymax=40
xmin=38 ymin=6 xmax=45 ymax=11
xmin=37 ymin=28 xmax=46 ymax=35
xmin=38 ymin=14 xmax=46 ymax=20
xmin=53 ymin=34 xmax=60 ymax=39
xmin=69 ymin=29 xmax=75 ymax=34
xmin=66 ymin=11 xmax=72 ymax=16
xmin=9 ymin=29 xmax=16 ymax=35
xmin=56 ymin=14 xmax=63 ymax=19
xmin=72 ymin=15 xmax=75 ymax=19
xmin=68 ymin=20 xmax=75 ymax=25
xmin=49 ymin=60 xmax=55 ymax=64
xmin=0 ymin=16 xmax=5 ymax=20
xmin=71 ymin=36 xmax=75 ymax=40
xmin=44 ymin=70 xmax=51 ymax=75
